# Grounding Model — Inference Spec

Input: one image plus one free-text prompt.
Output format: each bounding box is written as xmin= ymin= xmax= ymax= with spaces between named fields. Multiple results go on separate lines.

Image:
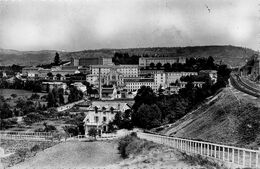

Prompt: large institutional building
xmin=139 ymin=56 xmax=186 ymax=68
xmin=70 ymin=57 xmax=113 ymax=67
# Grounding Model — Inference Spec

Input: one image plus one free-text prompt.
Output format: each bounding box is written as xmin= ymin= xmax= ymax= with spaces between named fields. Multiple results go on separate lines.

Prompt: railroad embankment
xmin=154 ymin=88 xmax=260 ymax=149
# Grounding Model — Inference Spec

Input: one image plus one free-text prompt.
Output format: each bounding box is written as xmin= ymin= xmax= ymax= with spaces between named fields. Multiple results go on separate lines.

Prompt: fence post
xmin=243 ymin=150 xmax=245 ymax=166
xmin=223 ymin=147 xmax=225 ymax=161
xmin=249 ymin=152 xmax=252 ymax=168
xmin=256 ymin=148 xmax=260 ymax=168
xmin=232 ymin=148 xmax=235 ymax=163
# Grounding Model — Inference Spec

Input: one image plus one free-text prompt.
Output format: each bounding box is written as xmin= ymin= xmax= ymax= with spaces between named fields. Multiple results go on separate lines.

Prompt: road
xmin=10 ymin=141 xmax=121 ymax=169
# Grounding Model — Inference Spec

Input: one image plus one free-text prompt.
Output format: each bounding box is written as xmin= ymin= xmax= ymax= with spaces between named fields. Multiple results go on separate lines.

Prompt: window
xmin=95 ymin=116 xmax=99 ymax=123
xmin=103 ymin=117 xmax=107 ymax=122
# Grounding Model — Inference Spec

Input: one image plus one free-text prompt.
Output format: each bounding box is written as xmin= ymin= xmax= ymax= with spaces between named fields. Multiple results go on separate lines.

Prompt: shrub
xmin=63 ymin=125 xmax=79 ymax=136
xmin=88 ymin=128 xmax=98 ymax=138
xmin=30 ymin=145 xmax=40 ymax=152
xmin=30 ymin=93 xmax=40 ymax=100
xmin=118 ymin=133 xmax=137 ymax=158
xmin=23 ymin=113 xmax=45 ymax=125
xmin=16 ymin=148 xmax=30 ymax=161
xmin=0 ymin=118 xmax=17 ymax=129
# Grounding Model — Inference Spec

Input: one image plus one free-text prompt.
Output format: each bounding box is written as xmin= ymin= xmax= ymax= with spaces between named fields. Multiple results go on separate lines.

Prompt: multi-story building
xmin=80 ymin=101 xmax=131 ymax=135
xmin=199 ymin=70 xmax=217 ymax=84
xmin=139 ymin=57 xmax=186 ymax=68
xmin=86 ymin=74 xmax=99 ymax=86
xmin=38 ymin=68 xmax=51 ymax=79
xmin=90 ymin=65 xmax=139 ymax=78
xmin=165 ymin=72 xmax=198 ymax=85
xmin=124 ymin=78 xmax=157 ymax=92
xmin=42 ymin=82 xmax=67 ymax=92
xmin=70 ymin=57 xmax=113 ymax=67
xmin=154 ymin=72 xmax=167 ymax=88
xmin=22 ymin=67 xmax=39 ymax=78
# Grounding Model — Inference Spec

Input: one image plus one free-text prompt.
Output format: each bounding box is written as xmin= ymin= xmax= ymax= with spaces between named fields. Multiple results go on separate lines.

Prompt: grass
xmin=118 ymin=132 xmax=159 ymax=158
xmin=178 ymin=152 xmax=227 ymax=169
xmin=1 ymin=140 xmax=57 ymax=168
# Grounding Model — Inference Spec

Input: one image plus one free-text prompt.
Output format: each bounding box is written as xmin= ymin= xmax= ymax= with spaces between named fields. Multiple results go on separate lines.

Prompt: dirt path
xmin=9 ymin=141 xmax=121 ymax=169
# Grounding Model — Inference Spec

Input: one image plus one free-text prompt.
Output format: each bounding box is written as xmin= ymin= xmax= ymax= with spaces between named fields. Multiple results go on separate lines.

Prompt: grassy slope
xmin=0 ymin=45 xmax=256 ymax=66
xmin=155 ymin=88 xmax=260 ymax=148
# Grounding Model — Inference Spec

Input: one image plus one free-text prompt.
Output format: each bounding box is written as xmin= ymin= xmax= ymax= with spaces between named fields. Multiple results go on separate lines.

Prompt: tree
xmin=56 ymin=74 xmax=62 ymax=80
xmin=163 ymin=63 xmax=171 ymax=71
xmin=156 ymin=62 xmax=162 ymax=70
xmin=133 ymin=104 xmax=161 ymax=129
xmin=47 ymin=92 xmax=56 ymax=107
xmin=88 ymin=128 xmax=98 ymax=139
xmin=68 ymin=86 xmax=83 ymax=103
xmin=47 ymin=72 xmax=53 ymax=80
xmin=10 ymin=94 xmax=17 ymax=99
xmin=58 ymin=88 xmax=65 ymax=105
xmin=0 ymin=103 xmax=13 ymax=119
xmin=150 ymin=63 xmax=155 ymax=69
xmin=132 ymin=86 xmax=156 ymax=113
xmin=54 ymin=52 xmax=60 ymax=66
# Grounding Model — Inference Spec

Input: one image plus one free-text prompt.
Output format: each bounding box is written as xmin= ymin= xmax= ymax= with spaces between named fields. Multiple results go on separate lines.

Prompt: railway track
xmin=230 ymin=74 xmax=260 ymax=98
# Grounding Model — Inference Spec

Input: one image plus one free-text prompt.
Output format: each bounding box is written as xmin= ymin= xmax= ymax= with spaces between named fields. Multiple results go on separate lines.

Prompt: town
xmin=1 ymin=0 xmax=260 ymax=168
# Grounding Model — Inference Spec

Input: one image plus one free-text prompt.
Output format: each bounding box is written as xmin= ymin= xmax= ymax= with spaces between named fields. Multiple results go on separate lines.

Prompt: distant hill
xmin=0 ymin=45 xmax=256 ymax=67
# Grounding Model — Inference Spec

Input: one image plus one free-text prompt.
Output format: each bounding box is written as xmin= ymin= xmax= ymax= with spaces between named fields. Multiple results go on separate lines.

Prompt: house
xmin=101 ymin=87 xmax=117 ymax=100
xmin=199 ymin=70 xmax=218 ymax=84
xmin=42 ymin=82 xmax=67 ymax=92
xmin=81 ymin=101 xmax=131 ymax=136
xmin=71 ymin=82 xmax=87 ymax=93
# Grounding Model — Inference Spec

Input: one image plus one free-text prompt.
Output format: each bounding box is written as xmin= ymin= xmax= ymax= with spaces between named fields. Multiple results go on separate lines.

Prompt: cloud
xmin=0 ymin=0 xmax=258 ymax=51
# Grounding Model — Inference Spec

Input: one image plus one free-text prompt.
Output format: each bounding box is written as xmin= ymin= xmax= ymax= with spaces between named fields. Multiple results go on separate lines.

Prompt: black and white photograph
xmin=0 ymin=0 xmax=260 ymax=168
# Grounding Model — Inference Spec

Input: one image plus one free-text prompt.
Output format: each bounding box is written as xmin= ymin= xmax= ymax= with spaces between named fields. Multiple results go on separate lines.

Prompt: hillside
xmin=154 ymin=88 xmax=260 ymax=148
xmin=0 ymin=46 xmax=256 ymax=66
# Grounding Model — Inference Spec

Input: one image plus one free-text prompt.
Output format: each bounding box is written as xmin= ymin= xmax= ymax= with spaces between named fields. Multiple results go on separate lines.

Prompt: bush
xmin=30 ymin=145 xmax=40 ymax=152
xmin=118 ymin=133 xmax=138 ymax=158
xmin=23 ymin=113 xmax=45 ymax=125
xmin=63 ymin=125 xmax=79 ymax=136
xmin=30 ymin=93 xmax=40 ymax=100
xmin=0 ymin=118 xmax=17 ymax=130
xmin=16 ymin=148 xmax=30 ymax=161
xmin=88 ymin=128 xmax=98 ymax=138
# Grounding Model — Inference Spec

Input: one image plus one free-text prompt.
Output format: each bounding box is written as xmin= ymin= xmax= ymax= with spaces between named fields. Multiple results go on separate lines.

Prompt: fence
xmin=56 ymin=100 xmax=84 ymax=112
xmin=137 ymin=132 xmax=260 ymax=168
xmin=0 ymin=131 xmax=53 ymax=141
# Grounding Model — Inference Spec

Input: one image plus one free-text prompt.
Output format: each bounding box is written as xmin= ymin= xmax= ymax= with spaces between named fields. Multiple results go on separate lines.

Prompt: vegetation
xmin=88 ymin=128 xmax=98 ymax=138
xmin=0 ymin=78 xmax=42 ymax=92
xmin=112 ymin=52 xmax=140 ymax=65
xmin=179 ymin=152 xmax=226 ymax=169
xmin=109 ymin=109 xmax=133 ymax=131
xmin=131 ymin=57 xmax=231 ymax=129
xmin=23 ymin=113 xmax=45 ymax=125
xmin=54 ymin=52 xmax=61 ymax=66
xmin=68 ymin=86 xmax=83 ymax=103
xmin=118 ymin=132 xmax=157 ymax=158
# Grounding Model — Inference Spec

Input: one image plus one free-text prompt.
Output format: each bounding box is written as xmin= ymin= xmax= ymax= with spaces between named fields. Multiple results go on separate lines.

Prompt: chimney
xmin=99 ymin=67 xmax=102 ymax=99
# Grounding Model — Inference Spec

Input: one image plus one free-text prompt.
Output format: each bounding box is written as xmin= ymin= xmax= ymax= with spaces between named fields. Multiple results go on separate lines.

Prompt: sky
xmin=0 ymin=0 xmax=259 ymax=51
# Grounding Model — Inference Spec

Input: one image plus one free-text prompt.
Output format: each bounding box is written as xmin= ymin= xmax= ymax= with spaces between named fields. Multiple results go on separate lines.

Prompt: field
xmin=0 ymin=89 xmax=45 ymax=99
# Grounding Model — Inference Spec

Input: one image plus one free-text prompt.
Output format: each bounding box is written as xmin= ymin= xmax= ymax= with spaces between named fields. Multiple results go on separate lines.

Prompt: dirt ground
xmin=110 ymin=144 xmax=201 ymax=169
xmin=7 ymin=140 xmax=200 ymax=169
xmin=9 ymin=141 xmax=121 ymax=169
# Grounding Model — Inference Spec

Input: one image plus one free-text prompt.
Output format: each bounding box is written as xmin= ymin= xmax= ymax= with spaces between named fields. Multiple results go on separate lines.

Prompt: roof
xmin=140 ymin=56 xmax=186 ymax=60
xmin=199 ymin=70 xmax=217 ymax=73
xmin=124 ymin=78 xmax=154 ymax=83
xmin=102 ymin=88 xmax=115 ymax=94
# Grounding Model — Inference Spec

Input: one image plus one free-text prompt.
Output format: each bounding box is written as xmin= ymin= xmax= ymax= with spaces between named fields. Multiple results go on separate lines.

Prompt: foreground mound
xmin=155 ymin=88 xmax=260 ymax=148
